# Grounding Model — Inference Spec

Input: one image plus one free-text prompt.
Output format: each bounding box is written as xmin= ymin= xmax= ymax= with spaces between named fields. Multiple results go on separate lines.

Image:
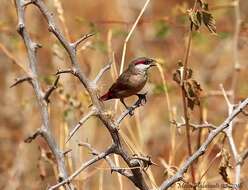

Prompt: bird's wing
xmin=109 ymin=70 xmax=133 ymax=93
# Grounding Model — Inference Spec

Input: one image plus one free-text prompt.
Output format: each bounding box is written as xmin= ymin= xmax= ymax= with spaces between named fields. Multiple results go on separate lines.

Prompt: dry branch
xmin=17 ymin=0 xmax=152 ymax=190
xmin=48 ymin=145 xmax=115 ymax=190
xmin=72 ymin=33 xmax=95 ymax=49
xmin=158 ymin=98 xmax=248 ymax=190
xmin=66 ymin=109 xmax=96 ymax=143
xmin=93 ymin=62 xmax=112 ymax=84
xmin=14 ymin=1 xmax=74 ymax=189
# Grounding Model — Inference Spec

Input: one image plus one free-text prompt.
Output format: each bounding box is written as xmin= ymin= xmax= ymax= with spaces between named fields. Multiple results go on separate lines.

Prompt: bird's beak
xmin=149 ymin=59 xmax=157 ymax=67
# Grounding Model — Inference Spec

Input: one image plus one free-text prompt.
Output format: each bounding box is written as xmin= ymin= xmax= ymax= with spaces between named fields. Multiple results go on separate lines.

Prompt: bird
xmin=99 ymin=57 xmax=156 ymax=112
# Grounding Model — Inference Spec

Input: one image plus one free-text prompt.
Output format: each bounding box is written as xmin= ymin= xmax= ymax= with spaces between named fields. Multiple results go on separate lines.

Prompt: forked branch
xmin=18 ymin=0 xmax=152 ymax=190
xmin=158 ymin=98 xmax=248 ymax=190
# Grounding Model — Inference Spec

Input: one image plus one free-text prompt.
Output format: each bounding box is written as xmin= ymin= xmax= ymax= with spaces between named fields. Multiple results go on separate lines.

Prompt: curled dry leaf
xmin=188 ymin=0 xmax=217 ymax=34
xmin=173 ymin=62 xmax=203 ymax=110
xmin=202 ymin=11 xmax=217 ymax=34
xmin=218 ymin=148 xmax=232 ymax=184
xmin=184 ymin=79 xmax=202 ymax=110
xmin=188 ymin=9 xmax=202 ymax=31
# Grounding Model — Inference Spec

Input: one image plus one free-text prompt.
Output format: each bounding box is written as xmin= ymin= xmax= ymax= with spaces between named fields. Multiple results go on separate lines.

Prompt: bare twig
xmin=71 ymin=33 xmax=95 ymax=49
xmin=56 ymin=68 xmax=73 ymax=75
xmin=158 ymin=98 xmax=248 ymax=190
xmin=93 ymin=62 xmax=112 ymax=84
xmin=171 ymin=120 xmax=217 ymax=131
xmin=204 ymin=90 xmax=232 ymax=98
xmin=66 ymin=109 xmax=96 ymax=143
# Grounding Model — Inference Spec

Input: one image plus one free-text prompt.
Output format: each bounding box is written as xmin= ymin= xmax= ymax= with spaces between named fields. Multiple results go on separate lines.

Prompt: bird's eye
xmin=145 ymin=60 xmax=152 ymax=64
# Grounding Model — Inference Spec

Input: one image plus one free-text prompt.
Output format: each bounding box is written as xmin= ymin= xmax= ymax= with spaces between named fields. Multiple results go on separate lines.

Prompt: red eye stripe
xmin=134 ymin=60 xmax=146 ymax=65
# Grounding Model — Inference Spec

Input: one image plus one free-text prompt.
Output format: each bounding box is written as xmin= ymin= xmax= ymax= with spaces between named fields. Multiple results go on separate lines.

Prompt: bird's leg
xmin=136 ymin=92 xmax=147 ymax=106
xmin=120 ymin=98 xmax=134 ymax=116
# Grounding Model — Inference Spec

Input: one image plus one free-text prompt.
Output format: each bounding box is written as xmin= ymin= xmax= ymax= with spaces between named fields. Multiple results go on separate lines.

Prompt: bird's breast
xmin=129 ymin=73 xmax=147 ymax=90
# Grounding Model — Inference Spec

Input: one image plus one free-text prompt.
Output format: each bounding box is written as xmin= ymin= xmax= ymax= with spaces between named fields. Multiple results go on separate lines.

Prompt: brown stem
xmin=179 ymin=0 xmax=199 ymax=185
xmin=181 ymin=27 xmax=196 ymax=186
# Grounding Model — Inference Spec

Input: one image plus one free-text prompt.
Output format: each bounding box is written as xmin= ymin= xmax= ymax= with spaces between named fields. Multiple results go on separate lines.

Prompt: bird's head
xmin=129 ymin=57 xmax=156 ymax=73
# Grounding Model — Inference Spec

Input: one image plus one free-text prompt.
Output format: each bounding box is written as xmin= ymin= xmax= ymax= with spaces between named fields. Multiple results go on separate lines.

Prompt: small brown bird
xmin=100 ymin=57 xmax=156 ymax=110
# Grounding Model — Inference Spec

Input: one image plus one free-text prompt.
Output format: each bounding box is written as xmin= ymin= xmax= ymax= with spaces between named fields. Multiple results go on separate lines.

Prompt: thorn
xmin=10 ymin=76 xmax=32 ymax=88
xmin=43 ymin=75 xmax=60 ymax=103
xmin=63 ymin=149 xmax=72 ymax=156
xmin=73 ymin=32 xmax=96 ymax=49
xmin=24 ymin=129 xmax=41 ymax=143
xmin=17 ymin=23 xmax=25 ymax=34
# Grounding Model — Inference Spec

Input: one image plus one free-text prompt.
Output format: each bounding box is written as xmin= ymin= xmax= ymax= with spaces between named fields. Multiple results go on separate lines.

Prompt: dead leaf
xmin=202 ymin=11 xmax=217 ymax=34
xmin=218 ymin=148 xmax=232 ymax=184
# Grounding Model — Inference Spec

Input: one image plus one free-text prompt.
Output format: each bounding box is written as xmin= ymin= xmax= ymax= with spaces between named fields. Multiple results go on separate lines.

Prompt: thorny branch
xmin=78 ymin=142 xmax=133 ymax=178
xmin=158 ymin=98 xmax=248 ymax=190
xmin=14 ymin=0 xmax=151 ymax=190
xmin=14 ymin=1 xmax=73 ymax=190
xmin=48 ymin=145 xmax=115 ymax=190
xmin=170 ymin=120 xmax=217 ymax=131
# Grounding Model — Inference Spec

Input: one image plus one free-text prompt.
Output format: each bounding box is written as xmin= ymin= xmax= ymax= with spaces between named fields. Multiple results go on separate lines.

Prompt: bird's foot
xmin=137 ymin=92 xmax=147 ymax=106
xmin=128 ymin=107 xmax=134 ymax=116
xmin=127 ymin=107 xmax=134 ymax=116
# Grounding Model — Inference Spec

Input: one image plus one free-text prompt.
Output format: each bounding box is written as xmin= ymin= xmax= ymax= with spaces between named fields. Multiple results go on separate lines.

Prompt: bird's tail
xmin=99 ymin=92 xmax=111 ymax=101
xmin=88 ymin=92 xmax=111 ymax=107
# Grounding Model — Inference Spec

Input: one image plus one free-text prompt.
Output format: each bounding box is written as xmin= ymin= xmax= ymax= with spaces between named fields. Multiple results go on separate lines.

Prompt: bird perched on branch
xmin=100 ymin=57 xmax=156 ymax=113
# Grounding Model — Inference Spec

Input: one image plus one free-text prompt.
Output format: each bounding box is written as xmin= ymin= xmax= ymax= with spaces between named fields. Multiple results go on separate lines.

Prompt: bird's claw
xmin=128 ymin=107 xmax=134 ymax=116
xmin=137 ymin=93 xmax=147 ymax=106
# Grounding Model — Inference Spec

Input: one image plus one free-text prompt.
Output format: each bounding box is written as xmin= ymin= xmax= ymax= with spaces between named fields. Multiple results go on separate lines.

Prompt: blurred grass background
xmin=0 ymin=0 xmax=248 ymax=189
